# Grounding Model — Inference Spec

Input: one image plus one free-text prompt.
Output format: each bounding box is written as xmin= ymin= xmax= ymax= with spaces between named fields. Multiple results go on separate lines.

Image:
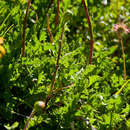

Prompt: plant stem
xmin=23 ymin=109 xmax=35 ymax=130
xmin=44 ymin=26 xmax=64 ymax=108
xmin=3 ymin=24 xmax=14 ymax=37
xmin=120 ymin=38 xmax=127 ymax=80
xmin=56 ymin=0 xmax=60 ymax=25
xmin=115 ymin=79 xmax=130 ymax=95
xmin=82 ymin=0 xmax=94 ymax=64
xmin=22 ymin=0 xmax=31 ymax=57
xmin=46 ymin=14 xmax=54 ymax=43
xmin=50 ymin=27 xmax=64 ymax=91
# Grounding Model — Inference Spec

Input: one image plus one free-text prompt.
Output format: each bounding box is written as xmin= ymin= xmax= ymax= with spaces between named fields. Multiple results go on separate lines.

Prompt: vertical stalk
xmin=120 ymin=38 xmax=127 ymax=80
xmin=56 ymin=0 xmax=60 ymax=25
xmin=22 ymin=0 xmax=31 ymax=57
xmin=82 ymin=0 xmax=94 ymax=64
xmin=46 ymin=14 xmax=54 ymax=43
xmin=45 ymin=27 xmax=64 ymax=108
xmin=50 ymin=27 xmax=64 ymax=91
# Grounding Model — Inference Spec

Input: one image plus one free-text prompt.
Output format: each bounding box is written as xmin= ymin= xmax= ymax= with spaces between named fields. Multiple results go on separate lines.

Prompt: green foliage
xmin=4 ymin=122 xmax=19 ymax=130
xmin=0 ymin=0 xmax=129 ymax=129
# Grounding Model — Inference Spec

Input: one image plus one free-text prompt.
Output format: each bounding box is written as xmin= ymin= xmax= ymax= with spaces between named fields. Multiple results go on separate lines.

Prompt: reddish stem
xmin=47 ymin=14 xmax=54 ymax=43
xmin=82 ymin=0 xmax=94 ymax=64
xmin=44 ymin=27 xmax=64 ymax=108
xmin=24 ymin=109 xmax=35 ymax=130
xmin=22 ymin=0 xmax=31 ymax=57
xmin=56 ymin=0 xmax=60 ymax=25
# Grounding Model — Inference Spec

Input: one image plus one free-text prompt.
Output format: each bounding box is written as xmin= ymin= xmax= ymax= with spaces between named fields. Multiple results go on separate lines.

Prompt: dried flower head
xmin=113 ymin=23 xmax=130 ymax=35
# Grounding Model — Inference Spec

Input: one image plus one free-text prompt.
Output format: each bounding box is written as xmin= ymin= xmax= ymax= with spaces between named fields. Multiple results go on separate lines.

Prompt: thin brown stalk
xmin=82 ymin=0 xmax=94 ymax=64
xmin=44 ymin=26 xmax=64 ymax=109
xmin=23 ymin=109 xmax=35 ymax=130
xmin=22 ymin=0 xmax=31 ymax=57
xmin=56 ymin=0 xmax=60 ymax=25
xmin=120 ymin=38 xmax=127 ymax=80
xmin=46 ymin=14 xmax=54 ymax=43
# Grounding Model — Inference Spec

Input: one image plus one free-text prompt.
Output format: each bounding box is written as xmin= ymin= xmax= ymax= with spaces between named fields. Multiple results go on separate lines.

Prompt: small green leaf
xmin=4 ymin=122 xmax=19 ymax=130
xmin=85 ymin=0 xmax=88 ymax=6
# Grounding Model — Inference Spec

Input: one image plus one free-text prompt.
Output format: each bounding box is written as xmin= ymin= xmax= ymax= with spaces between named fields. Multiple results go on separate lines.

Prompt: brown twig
xmin=56 ymin=0 xmax=60 ymax=25
xmin=44 ymin=26 xmax=64 ymax=109
xmin=22 ymin=0 xmax=31 ymax=57
xmin=46 ymin=14 xmax=54 ymax=43
xmin=82 ymin=0 xmax=94 ymax=64
xmin=23 ymin=109 xmax=35 ymax=130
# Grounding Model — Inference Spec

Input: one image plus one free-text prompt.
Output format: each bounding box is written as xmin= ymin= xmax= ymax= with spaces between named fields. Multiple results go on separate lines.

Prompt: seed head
xmin=34 ymin=101 xmax=45 ymax=113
